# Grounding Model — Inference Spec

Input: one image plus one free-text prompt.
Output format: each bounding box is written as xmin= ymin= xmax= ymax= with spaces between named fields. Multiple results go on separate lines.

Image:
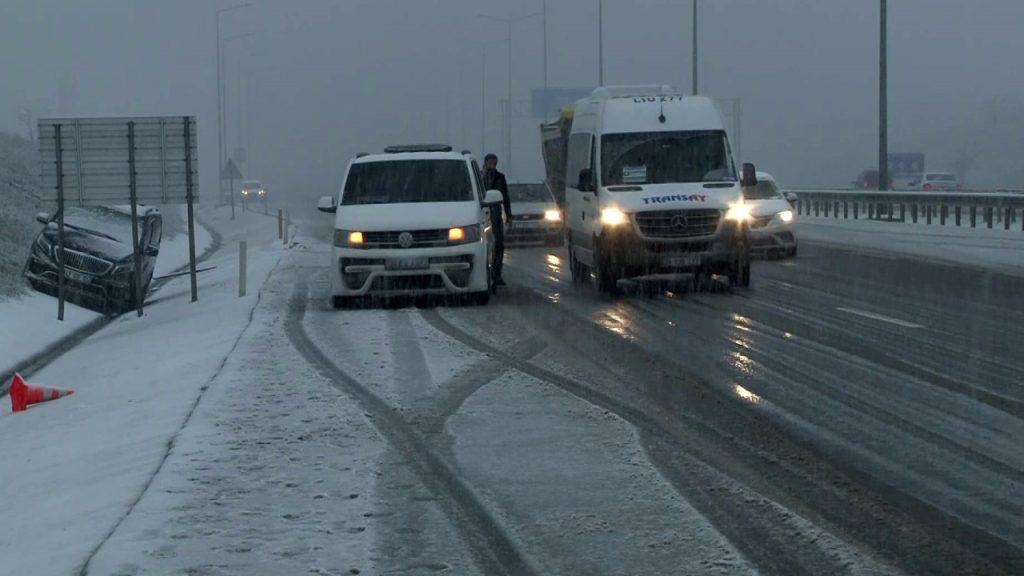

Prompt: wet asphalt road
xmin=493 ymin=241 xmax=1024 ymax=574
xmin=293 ymin=215 xmax=1023 ymax=574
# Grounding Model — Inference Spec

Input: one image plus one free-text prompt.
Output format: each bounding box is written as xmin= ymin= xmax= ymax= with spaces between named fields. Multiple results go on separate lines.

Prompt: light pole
xmin=543 ymin=0 xmax=548 ymax=117
xmin=222 ymin=30 xmax=258 ymax=217
xmin=598 ymin=0 xmax=604 ymax=86
xmin=478 ymin=11 xmax=542 ymax=180
xmin=878 ymin=0 xmax=889 ymax=191
xmin=692 ymin=0 xmax=698 ymax=95
xmin=216 ymin=3 xmax=251 ymax=213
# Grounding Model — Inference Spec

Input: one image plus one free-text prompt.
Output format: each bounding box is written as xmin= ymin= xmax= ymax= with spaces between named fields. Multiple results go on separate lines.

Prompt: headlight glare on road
xmin=726 ymin=202 xmax=752 ymax=222
xmin=544 ymin=209 xmax=562 ymax=222
xmin=778 ymin=210 xmax=794 ymax=223
xmin=600 ymin=207 xmax=627 ymax=226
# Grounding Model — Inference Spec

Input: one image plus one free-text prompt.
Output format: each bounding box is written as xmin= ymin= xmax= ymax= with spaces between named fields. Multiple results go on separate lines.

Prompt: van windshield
xmin=601 ymin=130 xmax=736 ymax=186
xmin=342 ymin=160 xmax=474 ymax=205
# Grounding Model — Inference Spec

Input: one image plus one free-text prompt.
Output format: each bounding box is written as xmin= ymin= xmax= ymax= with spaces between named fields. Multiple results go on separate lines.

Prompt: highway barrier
xmin=788 ymin=189 xmax=1024 ymax=231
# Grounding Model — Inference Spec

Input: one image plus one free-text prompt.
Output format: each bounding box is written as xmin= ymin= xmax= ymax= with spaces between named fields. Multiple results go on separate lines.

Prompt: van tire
xmin=332 ymin=295 xmax=355 ymax=309
xmin=593 ymin=238 xmax=621 ymax=295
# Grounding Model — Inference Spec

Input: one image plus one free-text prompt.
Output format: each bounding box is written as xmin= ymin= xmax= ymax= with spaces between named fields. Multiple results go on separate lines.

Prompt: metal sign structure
xmin=37 ymin=116 xmax=199 ymax=320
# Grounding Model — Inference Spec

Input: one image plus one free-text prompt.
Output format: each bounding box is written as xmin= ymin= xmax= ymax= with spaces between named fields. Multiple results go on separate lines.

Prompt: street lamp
xmin=879 ymin=0 xmax=889 ymax=191
xmin=216 ymin=3 xmax=251 ymax=217
xmin=477 ymin=11 xmax=542 ymax=180
xmin=692 ymin=0 xmax=698 ymax=95
xmin=222 ymin=30 xmax=259 ymax=218
xmin=598 ymin=0 xmax=604 ymax=86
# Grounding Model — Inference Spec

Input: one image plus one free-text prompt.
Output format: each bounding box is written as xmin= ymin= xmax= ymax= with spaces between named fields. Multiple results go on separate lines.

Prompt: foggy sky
xmin=3 ymin=0 xmax=1023 ymax=202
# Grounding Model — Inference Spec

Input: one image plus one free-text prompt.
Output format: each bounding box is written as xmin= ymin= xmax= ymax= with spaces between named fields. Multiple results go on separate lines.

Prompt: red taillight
xmin=863 ymin=181 xmax=870 ymax=188
xmin=922 ymin=183 xmax=933 ymax=190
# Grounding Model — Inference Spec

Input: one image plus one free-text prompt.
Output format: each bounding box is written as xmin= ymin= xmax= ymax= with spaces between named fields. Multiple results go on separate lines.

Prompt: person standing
xmin=481 ymin=153 xmax=512 ymax=286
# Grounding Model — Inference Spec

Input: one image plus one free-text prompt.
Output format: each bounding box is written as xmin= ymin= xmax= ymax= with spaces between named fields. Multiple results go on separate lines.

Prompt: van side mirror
xmin=317 ymin=196 xmax=337 ymax=213
xmin=741 ymin=163 xmax=758 ymax=187
xmin=578 ymin=168 xmax=593 ymax=192
xmin=484 ymin=189 xmax=504 ymax=205
xmin=36 ymin=212 xmax=51 ymax=225
xmin=784 ymin=192 xmax=798 ymax=204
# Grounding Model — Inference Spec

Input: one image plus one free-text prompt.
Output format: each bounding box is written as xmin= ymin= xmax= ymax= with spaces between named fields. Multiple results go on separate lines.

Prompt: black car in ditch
xmin=24 ymin=206 xmax=162 ymax=314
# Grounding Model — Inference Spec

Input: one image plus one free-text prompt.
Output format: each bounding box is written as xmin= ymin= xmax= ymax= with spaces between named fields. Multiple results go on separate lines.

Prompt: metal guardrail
xmin=788 ymin=189 xmax=1024 ymax=231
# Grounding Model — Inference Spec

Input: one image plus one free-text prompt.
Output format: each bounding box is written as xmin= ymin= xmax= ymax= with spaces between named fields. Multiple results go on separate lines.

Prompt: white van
xmin=564 ymin=86 xmax=755 ymax=293
xmin=317 ymin=145 xmax=504 ymax=308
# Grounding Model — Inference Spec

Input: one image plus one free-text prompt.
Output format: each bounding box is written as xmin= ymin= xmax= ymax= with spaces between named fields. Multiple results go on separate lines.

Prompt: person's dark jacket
xmin=483 ymin=169 xmax=512 ymax=224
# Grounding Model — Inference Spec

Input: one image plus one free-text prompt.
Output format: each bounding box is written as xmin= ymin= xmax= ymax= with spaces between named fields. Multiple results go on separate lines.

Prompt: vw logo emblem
xmin=398 ymin=232 xmax=414 ymax=248
xmin=670 ymin=215 xmax=689 ymax=231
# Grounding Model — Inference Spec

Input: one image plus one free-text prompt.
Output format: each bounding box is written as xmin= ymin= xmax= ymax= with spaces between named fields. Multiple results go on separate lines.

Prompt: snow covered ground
xmin=0 ymin=206 xmax=283 ymax=576
xmin=796 ymin=215 xmax=1024 ymax=275
xmin=0 ymin=206 xmax=213 ymax=382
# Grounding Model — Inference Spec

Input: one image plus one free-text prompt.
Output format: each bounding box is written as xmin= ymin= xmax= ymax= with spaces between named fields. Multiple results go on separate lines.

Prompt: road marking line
xmin=836 ymin=307 xmax=924 ymax=329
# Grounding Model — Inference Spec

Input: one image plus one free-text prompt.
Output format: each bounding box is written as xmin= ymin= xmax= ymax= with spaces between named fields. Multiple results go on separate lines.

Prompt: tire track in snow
xmin=285 ymin=282 xmax=540 ymax=576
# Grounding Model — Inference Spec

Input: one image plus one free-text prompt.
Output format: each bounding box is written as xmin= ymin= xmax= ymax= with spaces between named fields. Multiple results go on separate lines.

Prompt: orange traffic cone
xmin=9 ymin=373 xmax=74 ymax=412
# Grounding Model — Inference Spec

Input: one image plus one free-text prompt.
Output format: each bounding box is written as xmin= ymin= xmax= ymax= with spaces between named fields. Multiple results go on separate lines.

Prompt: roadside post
xmin=278 ymin=209 xmax=283 ymax=239
xmin=38 ymin=116 xmax=200 ymax=319
xmin=239 ymin=241 xmax=248 ymax=297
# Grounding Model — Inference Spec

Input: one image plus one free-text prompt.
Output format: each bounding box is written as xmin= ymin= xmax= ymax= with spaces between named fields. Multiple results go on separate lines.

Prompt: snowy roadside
xmin=796 ymin=216 xmax=1024 ymax=275
xmin=0 ymin=206 xmax=213 ymax=384
xmin=0 ymin=206 xmax=283 ymax=576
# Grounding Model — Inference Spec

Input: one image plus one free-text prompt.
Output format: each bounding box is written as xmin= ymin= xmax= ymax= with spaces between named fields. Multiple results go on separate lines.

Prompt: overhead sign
xmin=38 ymin=116 xmax=199 ymax=206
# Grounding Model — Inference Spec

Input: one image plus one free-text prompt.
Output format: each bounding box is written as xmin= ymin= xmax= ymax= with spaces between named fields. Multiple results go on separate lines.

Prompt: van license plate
xmin=663 ymin=255 xmax=702 ymax=268
xmin=386 ymin=258 xmax=429 ymax=271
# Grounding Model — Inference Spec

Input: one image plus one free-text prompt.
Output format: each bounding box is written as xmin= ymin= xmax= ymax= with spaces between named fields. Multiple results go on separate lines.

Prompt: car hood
xmin=602 ymin=183 xmax=742 ymax=213
xmin=511 ymin=202 xmax=556 ymax=216
xmin=42 ymin=227 xmax=133 ymax=261
xmin=335 ymin=201 xmax=482 ymax=231
xmin=746 ymin=198 xmax=793 ymax=218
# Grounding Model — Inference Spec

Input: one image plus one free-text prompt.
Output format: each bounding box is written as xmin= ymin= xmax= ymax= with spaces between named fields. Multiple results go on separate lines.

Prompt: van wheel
xmin=593 ymin=239 xmax=621 ymax=295
xmin=332 ymin=295 xmax=355 ymax=309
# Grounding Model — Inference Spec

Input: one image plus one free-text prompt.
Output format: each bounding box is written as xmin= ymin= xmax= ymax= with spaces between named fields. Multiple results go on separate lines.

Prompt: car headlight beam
xmin=544 ymin=209 xmax=562 ymax=222
xmin=778 ymin=210 xmax=794 ymax=223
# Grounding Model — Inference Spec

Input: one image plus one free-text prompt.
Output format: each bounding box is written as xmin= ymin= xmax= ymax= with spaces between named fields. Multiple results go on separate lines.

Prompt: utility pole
xmin=481 ymin=44 xmax=486 ymax=156
xmin=598 ymin=0 xmax=604 ymax=86
xmin=543 ymin=0 xmax=548 ymax=117
xmin=878 ymin=0 xmax=889 ymax=191
xmin=692 ymin=0 xmax=698 ymax=95
xmin=216 ymin=3 xmax=251 ymax=215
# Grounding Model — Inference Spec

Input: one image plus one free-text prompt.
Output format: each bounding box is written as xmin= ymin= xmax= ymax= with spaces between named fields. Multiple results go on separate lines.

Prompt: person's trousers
xmin=492 ymin=219 xmax=505 ymax=280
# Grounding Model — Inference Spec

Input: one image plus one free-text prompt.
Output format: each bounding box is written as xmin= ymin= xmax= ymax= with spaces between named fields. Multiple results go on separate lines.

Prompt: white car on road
xmin=745 ymin=172 xmax=797 ymax=257
xmin=908 ymin=172 xmax=962 ymax=191
xmin=507 ymin=182 xmax=564 ymax=247
xmin=317 ymin=145 xmax=503 ymax=308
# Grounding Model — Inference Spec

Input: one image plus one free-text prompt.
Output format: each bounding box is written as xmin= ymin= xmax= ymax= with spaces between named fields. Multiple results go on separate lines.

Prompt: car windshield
xmin=241 ymin=181 xmax=262 ymax=189
xmin=927 ymin=173 xmax=955 ymax=181
xmin=62 ymin=207 xmax=134 ymax=244
xmin=508 ymin=184 xmax=552 ymax=203
xmin=342 ymin=159 xmax=473 ymax=205
xmin=601 ymin=130 xmax=736 ymax=186
xmin=745 ymin=180 xmax=783 ymax=200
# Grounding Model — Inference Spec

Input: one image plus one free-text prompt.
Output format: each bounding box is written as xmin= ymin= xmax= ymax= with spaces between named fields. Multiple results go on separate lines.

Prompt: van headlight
xmin=448 ymin=224 xmax=481 ymax=245
xmin=544 ymin=209 xmax=562 ymax=222
xmin=600 ymin=207 xmax=628 ymax=226
xmin=725 ymin=202 xmax=752 ymax=222
xmin=334 ymin=230 xmax=365 ymax=247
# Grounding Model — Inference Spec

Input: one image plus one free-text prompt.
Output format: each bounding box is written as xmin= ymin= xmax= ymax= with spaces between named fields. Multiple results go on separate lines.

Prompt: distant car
xmin=908 ymin=172 xmax=961 ymax=191
xmin=316 ymin=144 xmax=502 ymax=308
xmin=506 ymin=182 xmax=564 ymax=247
xmin=23 ymin=206 xmax=162 ymax=314
xmin=240 ymin=179 xmax=266 ymax=205
xmin=744 ymin=172 xmax=797 ymax=257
